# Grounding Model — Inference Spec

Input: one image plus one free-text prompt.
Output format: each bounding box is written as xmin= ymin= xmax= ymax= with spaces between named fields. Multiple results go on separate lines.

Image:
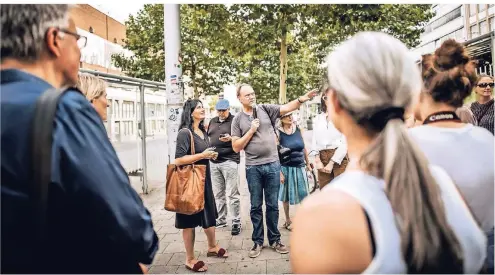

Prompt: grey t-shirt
xmin=231 ymin=104 xmax=281 ymax=166
xmin=409 ymin=124 xmax=494 ymax=233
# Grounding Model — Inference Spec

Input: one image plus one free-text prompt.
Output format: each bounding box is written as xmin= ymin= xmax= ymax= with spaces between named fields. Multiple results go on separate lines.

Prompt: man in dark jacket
xmin=1 ymin=5 xmax=158 ymax=273
xmin=207 ymin=99 xmax=242 ymax=235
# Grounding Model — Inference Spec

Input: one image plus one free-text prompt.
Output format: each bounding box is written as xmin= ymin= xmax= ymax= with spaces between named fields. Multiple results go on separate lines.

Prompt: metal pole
xmin=139 ymin=83 xmax=149 ymax=194
xmin=164 ymin=4 xmax=183 ymax=165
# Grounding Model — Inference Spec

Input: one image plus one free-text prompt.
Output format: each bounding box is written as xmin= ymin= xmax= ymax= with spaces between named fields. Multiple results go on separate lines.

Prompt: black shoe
xmin=231 ymin=223 xmax=242 ymax=235
xmin=216 ymin=221 xmax=227 ymax=228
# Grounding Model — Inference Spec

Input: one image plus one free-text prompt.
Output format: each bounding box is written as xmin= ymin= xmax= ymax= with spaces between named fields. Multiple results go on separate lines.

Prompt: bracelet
xmin=297 ymin=97 xmax=304 ymax=104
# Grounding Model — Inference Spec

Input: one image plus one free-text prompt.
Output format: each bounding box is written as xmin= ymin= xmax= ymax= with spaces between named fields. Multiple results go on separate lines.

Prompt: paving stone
xmin=157 ymin=241 xmax=170 ymax=253
xmin=236 ymin=260 xmax=267 ymax=274
xmin=152 ymin=253 xmax=173 ymax=266
xmin=162 ymin=233 xmax=182 ymax=243
xmin=256 ymin=248 xmax=283 ymax=261
xmin=267 ymin=259 xmax=292 ymax=274
xmin=149 ymin=265 xmax=179 ymax=274
xmin=224 ymin=249 xmax=255 ymax=263
xmin=167 ymin=252 xmax=187 ymax=266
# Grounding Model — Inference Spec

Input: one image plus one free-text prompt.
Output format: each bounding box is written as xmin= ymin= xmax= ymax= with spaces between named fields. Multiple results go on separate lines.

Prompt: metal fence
xmin=80 ymin=69 xmax=169 ymax=194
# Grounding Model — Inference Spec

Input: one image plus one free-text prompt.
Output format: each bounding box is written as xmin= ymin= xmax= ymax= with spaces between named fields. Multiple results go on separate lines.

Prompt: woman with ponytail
xmin=290 ymin=32 xmax=486 ymax=274
xmin=411 ymin=39 xmax=494 ymax=273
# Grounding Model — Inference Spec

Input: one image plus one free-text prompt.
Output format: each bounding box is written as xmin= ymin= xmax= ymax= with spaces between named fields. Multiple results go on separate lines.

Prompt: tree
xmin=226 ymin=4 xmax=434 ymax=103
xmin=112 ymin=4 xmax=236 ymax=98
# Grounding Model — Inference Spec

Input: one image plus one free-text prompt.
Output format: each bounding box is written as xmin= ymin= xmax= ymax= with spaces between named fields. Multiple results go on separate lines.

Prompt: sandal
xmin=185 ymin=260 xmax=206 ymax=272
xmin=206 ymin=247 xmax=228 ymax=258
xmin=283 ymin=221 xmax=292 ymax=231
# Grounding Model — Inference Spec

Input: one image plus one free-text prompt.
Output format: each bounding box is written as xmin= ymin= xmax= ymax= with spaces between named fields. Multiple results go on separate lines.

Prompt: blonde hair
xmin=77 ymin=73 xmax=107 ymax=102
xmin=327 ymin=32 xmax=462 ymax=273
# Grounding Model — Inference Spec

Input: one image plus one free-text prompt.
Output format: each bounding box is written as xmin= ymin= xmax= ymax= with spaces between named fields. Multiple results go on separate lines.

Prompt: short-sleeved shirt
xmin=231 ymin=104 xmax=280 ymax=166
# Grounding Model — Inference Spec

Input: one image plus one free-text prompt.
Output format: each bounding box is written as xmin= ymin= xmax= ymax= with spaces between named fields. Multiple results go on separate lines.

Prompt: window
xmin=470 ymin=4 xmax=477 ymax=16
xmin=480 ymin=20 xmax=488 ymax=35
xmin=490 ymin=17 xmax=495 ymax=32
xmin=423 ymin=7 xmax=462 ymax=34
xmin=114 ymin=101 xmax=120 ymax=118
xmin=470 ymin=24 xmax=479 ymax=38
xmin=478 ymin=4 xmax=486 ymax=12
xmin=489 ymin=4 xmax=494 ymax=8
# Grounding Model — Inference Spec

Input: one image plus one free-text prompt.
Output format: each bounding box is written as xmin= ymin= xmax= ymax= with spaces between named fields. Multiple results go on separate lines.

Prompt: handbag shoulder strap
xmin=183 ymin=128 xmax=196 ymax=155
xmin=31 ymin=87 xmax=73 ymax=245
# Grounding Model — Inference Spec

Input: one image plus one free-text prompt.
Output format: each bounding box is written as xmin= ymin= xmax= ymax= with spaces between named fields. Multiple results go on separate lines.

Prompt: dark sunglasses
xmin=217 ymin=109 xmax=228 ymax=112
xmin=478 ymin=83 xmax=494 ymax=88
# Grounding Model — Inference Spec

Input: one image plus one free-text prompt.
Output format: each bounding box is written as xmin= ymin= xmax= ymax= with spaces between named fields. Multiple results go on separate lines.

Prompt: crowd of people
xmin=1 ymin=4 xmax=494 ymax=274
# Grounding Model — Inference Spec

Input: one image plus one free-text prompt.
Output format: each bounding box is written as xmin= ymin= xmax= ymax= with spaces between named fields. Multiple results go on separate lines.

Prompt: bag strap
xmin=30 ymin=87 xmax=70 ymax=247
xmin=184 ymin=128 xmax=196 ymax=155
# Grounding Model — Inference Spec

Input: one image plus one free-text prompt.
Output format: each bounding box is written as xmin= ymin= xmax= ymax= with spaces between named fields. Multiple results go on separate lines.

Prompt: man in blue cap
xmin=206 ymin=99 xmax=242 ymax=235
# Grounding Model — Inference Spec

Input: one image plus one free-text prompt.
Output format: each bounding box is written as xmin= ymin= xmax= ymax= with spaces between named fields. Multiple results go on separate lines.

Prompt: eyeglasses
xmin=477 ymin=83 xmax=494 ymax=88
xmin=58 ymin=29 xmax=87 ymax=49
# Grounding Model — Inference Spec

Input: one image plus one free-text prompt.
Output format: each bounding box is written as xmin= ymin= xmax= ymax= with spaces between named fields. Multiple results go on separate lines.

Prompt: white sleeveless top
xmin=324 ymin=166 xmax=487 ymax=273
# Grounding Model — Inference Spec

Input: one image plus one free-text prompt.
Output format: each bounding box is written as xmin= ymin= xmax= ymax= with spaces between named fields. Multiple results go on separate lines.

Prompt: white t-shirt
xmin=409 ymin=124 xmax=494 ymax=232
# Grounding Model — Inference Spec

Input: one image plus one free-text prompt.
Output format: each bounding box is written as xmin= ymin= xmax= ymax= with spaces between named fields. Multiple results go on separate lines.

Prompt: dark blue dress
xmin=174 ymin=128 xmax=218 ymax=229
xmin=278 ymin=126 xmax=309 ymax=204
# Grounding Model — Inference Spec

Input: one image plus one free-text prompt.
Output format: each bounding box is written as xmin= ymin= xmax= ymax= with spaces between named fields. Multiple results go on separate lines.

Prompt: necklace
xmin=282 ymin=124 xmax=293 ymax=134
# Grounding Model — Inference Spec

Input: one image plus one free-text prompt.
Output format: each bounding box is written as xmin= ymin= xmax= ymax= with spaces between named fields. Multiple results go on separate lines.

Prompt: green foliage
xmin=112 ymin=4 xmax=434 ymax=102
xmin=112 ymin=4 xmax=235 ymax=97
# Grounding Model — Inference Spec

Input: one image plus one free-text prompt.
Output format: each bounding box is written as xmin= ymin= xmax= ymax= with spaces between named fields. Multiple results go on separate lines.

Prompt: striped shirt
xmin=471 ymin=99 xmax=494 ymax=135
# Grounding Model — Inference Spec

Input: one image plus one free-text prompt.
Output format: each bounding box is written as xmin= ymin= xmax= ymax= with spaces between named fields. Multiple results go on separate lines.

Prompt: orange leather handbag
xmin=164 ymin=129 xmax=206 ymax=215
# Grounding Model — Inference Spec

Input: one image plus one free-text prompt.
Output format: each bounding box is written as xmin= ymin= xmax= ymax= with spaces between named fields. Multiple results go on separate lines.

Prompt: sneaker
xmin=271 ymin=240 xmax=289 ymax=254
xmin=231 ymin=223 xmax=242 ymax=236
xmin=216 ymin=221 xmax=227 ymax=228
xmin=249 ymin=243 xmax=263 ymax=258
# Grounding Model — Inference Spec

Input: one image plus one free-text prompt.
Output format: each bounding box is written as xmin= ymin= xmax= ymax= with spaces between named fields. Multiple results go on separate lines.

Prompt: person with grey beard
xmin=230 ymin=84 xmax=317 ymax=258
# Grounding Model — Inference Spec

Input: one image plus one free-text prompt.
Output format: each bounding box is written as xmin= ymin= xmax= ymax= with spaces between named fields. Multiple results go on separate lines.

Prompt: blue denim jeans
xmin=246 ymin=161 xmax=281 ymax=246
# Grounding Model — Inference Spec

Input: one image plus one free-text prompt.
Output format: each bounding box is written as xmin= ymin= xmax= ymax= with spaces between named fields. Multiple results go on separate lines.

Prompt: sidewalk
xmin=141 ymin=152 xmax=296 ymax=274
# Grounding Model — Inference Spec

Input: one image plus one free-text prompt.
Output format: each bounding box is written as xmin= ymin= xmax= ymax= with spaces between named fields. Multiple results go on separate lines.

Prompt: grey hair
xmin=327 ymin=32 xmax=463 ymax=273
xmin=1 ymin=4 xmax=71 ymax=62
xmin=77 ymin=73 xmax=107 ymax=102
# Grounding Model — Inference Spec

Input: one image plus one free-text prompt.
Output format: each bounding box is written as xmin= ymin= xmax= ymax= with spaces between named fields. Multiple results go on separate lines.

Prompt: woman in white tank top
xmin=290 ymin=32 xmax=486 ymax=274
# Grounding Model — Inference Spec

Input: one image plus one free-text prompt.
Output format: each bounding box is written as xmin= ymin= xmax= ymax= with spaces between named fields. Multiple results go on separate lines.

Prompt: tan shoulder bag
xmin=164 ymin=129 xmax=206 ymax=215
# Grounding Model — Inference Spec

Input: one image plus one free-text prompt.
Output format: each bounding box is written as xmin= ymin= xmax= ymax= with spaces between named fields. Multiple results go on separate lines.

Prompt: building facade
xmin=72 ymin=5 xmax=168 ymax=142
xmin=414 ymin=4 xmax=494 ymax=76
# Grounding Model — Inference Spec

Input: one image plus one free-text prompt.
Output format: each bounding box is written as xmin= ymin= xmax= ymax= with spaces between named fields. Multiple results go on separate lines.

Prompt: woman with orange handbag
xmin=173 ymin=99 xmax=228 ymax=272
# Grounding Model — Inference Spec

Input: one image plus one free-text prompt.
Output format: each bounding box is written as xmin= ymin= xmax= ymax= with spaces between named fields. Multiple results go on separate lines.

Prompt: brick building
xmin=72 ymin=4 xmax=129 ymax=75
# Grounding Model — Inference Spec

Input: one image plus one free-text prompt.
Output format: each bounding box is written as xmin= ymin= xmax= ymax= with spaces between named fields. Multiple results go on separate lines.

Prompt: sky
xmin=90 ymin=3 xmax=145 ymax=24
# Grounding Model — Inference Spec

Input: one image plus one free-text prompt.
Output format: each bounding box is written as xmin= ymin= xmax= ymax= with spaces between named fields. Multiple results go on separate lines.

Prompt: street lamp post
xmin=164 ymin=4 xmax=183 ymax=165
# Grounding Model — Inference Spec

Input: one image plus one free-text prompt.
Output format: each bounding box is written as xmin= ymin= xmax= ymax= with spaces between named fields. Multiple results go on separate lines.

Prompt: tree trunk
xmin=191 ymin=62 xmax=198 ymax=98
xmin=279 ymin=27 xmax=288 ymax=104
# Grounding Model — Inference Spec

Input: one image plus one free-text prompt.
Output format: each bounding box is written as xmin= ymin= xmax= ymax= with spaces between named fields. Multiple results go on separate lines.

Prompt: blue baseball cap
xmin=215 ymin=99 xmax=230 ymax=110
